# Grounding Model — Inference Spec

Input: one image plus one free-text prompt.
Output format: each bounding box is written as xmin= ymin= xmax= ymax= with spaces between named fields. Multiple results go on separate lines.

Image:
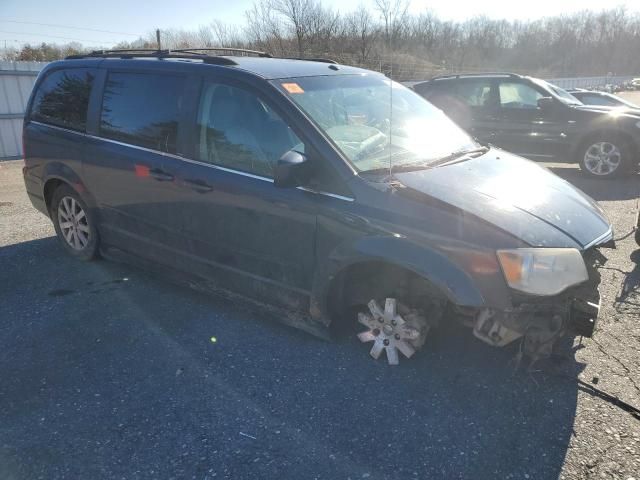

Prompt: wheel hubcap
xmin=357 ymin=298 xmax=428 ymax=365
xmin=584 ymin=142 xmax=621 ymax=175
xmin=57 ymin=196 xmax=90 ymax=250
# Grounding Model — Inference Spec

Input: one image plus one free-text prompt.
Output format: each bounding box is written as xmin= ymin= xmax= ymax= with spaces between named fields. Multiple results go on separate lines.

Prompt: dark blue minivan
xmin=23 ymin=49 xmax=612 ymax=365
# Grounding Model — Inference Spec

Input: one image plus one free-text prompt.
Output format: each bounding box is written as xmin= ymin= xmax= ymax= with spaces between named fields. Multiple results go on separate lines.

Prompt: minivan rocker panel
xmin=23 ymin=52 xmax=611 ymax=366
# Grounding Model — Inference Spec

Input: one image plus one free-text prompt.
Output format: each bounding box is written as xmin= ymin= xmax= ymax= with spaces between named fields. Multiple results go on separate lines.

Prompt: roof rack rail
xmin=431 ymin=72 xmax=521 ymax=80
xmin=171 ymin=47 xmax=272 ymax=58
xmin=64 ymin=48 xmax=345 ymax=67
xmin=284 ymin=56 xmax=338 ymax=64
xmin=65 ymin=47 xmax=272 ymax=65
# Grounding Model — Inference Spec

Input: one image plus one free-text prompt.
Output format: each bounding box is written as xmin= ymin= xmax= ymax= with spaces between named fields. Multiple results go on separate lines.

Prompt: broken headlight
xmin=497 ymin=248 xmax=588 ymax=296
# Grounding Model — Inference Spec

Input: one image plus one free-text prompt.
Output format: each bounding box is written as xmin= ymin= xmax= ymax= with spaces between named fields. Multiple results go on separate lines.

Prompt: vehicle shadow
xmin=0 ymin=237 xmax=583 ymax=479
xmin=545 ymin=164 xmax=640 ymax=201
xmin=613 ymin=249 xmax=640 ymax=316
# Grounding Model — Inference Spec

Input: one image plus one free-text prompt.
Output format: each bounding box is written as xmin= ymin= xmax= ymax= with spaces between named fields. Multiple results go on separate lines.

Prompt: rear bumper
xmin=22 ymin=166 xmax=48 ymax=217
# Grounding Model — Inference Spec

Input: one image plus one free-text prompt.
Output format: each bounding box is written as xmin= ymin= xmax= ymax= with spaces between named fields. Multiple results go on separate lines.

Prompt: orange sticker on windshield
xmin=282 ymin=82 xmax=304 ymax=94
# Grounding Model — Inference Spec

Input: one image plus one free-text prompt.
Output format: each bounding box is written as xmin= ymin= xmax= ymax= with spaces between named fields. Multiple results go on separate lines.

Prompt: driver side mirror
xmin=537 ymin=96 xmax=555 ymax=110
xmin=274 ymin=150 xmax=310 ymax=188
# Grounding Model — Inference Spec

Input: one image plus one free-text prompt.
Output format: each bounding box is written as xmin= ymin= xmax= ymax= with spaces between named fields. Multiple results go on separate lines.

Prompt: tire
xmin=50 ymin=184 xmax=100 ymax=261
xmin=578 ymin=135 xmax=635 ymax=178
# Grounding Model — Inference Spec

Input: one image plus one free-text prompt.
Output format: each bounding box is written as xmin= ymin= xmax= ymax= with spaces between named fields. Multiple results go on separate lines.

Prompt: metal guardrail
xmin=547 ymin=75 xmax=637 ymax=89
xmin=0 ymin=70 xmax=40 ymax=77
xmin=0 ymin=113 xmax=25 ymax=119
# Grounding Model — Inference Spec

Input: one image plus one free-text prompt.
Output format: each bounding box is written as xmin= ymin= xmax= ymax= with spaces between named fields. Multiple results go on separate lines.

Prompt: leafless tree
xmin=6 ymin=4 xmax=640 ymax=81
xmin=345 ymin=5 xmax=378 ymax=63
xmin=374 ymin=0 xmax=409 ymax=49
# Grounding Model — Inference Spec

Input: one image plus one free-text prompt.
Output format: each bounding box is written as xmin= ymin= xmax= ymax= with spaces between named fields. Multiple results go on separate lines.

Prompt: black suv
xmin=414 ymin=73 xmax=640 ymax=178
xmin=23 ymin=50 xmax=611 ymax=365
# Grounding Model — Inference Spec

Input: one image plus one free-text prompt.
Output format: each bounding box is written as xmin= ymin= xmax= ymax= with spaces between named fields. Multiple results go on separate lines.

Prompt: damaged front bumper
xmin=472 ymin=248 xmax=605 ymax=359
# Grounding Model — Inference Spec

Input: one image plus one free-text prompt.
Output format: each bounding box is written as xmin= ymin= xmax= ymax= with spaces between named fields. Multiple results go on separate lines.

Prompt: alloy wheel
xmin=57 ymin=196 xmax=90 ymax=250
xmin=583 ymin=141 xmax=622 ymax=176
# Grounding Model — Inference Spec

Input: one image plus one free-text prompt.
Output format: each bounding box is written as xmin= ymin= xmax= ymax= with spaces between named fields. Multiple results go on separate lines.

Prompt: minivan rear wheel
xmin=578 ymin=136 xmax=633 ymax=178
xmin=50 ymin=185 xmax=99 ymax=261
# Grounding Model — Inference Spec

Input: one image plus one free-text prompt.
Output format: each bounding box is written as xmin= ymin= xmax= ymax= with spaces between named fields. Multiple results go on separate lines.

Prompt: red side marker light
xmin=135 ymin=164 xmax=150 ymax=177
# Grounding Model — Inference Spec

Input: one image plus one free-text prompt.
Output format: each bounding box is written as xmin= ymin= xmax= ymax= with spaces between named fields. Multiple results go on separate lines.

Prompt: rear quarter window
xmin=30 ymin=68 xmax=96 ymax=132
xmin=100 ymin=72 xmax=185 ymax=154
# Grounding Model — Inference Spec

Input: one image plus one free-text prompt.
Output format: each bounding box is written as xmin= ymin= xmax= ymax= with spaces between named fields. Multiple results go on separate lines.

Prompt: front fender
xmin=311 ymin=235 xmax=487 ymax=323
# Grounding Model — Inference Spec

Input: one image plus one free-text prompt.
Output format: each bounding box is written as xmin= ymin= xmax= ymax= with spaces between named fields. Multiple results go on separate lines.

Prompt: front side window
xmin=499 ymin=81 xmax=543 ymax=109
xmin=100 ymin=72 xmax=184 ymax=154
xmin=534 ymin=79 xmax=581 ymax=105
xmin=31 ymin=68 xmax=95 ymax=131
xmin=456 ymin=79 xmax=493 ymax=107
xmin=276 ymin=75 xmax=476 ymax=173
xmin=579 ymin=94 xmax=614 ymax=106
xmin=196 ymin=82 xmax=302 ymax=178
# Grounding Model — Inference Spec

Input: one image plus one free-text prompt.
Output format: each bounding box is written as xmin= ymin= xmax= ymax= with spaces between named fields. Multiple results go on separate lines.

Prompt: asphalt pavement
xmin=1 ymin=125 xmax=640 ymax=478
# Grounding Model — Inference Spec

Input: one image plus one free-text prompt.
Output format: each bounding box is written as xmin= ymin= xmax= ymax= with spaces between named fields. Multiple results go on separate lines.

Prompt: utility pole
xmin=156 ymin=29 xmax=161 ymax=51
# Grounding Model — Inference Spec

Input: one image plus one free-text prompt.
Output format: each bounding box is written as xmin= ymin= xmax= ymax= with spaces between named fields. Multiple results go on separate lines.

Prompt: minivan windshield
xmin=275 ymin=75 xmax=477 ymax=173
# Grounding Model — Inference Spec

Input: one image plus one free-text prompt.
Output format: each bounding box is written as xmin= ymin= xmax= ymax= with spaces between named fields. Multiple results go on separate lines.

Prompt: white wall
xmin=0 ymin=61 xmax=46 ymax=160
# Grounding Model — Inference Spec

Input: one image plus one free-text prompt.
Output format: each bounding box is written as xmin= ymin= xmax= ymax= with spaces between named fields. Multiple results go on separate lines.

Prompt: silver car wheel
xmin=57 ymin=196 xmax=90 ymax=250
xmin=583 ymin=141 xmax=622 ymax=176
xmin=357 ymin=298 xmax=430 ymax=365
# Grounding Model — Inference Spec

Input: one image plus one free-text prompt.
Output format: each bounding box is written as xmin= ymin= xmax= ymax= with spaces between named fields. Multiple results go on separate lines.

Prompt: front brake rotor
xmin=357 ymin=298 xmax=427 ymax=365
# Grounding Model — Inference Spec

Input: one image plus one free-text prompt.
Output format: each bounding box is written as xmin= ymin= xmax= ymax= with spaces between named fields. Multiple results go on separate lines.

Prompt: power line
xmin=0 ymin=30 xmax=120 ymax=45
xmin=0 ymin=20 xmax=139 ymax=37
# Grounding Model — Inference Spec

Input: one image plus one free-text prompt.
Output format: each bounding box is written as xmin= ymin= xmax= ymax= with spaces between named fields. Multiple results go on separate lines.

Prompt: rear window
xmin=100 ymin=72 xmax=184 ymax=154
xmin=30 ymin=68 xmax=95 ymax=132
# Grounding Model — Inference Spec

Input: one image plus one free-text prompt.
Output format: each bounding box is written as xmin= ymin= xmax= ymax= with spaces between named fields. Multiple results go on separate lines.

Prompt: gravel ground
xmin=1 ymin=114 xmax=639 ymax=478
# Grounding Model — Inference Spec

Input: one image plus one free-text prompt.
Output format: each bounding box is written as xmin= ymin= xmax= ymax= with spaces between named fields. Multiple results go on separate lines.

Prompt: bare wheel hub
xmin=357 ymin=298 xmax=429 ymax=365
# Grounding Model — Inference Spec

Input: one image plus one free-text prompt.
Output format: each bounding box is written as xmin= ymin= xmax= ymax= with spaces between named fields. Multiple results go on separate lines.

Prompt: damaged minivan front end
xmin=278 ymin=73 xmax=614 ymax=366
xmin=471 ymin=244 xmax=607 ymax=362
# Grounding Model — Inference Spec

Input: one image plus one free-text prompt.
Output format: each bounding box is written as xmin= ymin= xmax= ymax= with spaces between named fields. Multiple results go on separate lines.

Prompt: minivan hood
xmin=394 ymin=150 xmax=611 ymax=249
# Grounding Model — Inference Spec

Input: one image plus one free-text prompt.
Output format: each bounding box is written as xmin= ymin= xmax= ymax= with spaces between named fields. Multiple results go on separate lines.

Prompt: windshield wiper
xmin=360 ymin=160 xmax=439 ymax=176
xmin=431 ymin=146 xmax=489 ymax=167
xmin=359 ymin=145 xmax=490 ymax=176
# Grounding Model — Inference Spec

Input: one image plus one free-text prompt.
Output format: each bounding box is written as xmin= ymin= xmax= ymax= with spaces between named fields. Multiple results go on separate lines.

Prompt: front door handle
xmin=184 ymin=178 xmax=213 ymax=193
xmin=149 ymin=168 xmax=174 ymax=182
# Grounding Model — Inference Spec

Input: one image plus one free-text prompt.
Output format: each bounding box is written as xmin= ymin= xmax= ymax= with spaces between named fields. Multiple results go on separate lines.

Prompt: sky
xmin=1 ymin=0 xmax=639 ymax=48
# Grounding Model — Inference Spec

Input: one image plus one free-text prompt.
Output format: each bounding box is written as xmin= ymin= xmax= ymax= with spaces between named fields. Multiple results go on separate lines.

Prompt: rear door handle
xmin=183 ymin=178 xmax=213 ymax=193
xmin=149 ymin=168 xmax=174 ymax=182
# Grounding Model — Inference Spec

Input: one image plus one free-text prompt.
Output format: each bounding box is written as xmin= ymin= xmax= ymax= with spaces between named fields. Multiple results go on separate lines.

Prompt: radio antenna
xmin=388 ymin=61 xmax=393 ymax=179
